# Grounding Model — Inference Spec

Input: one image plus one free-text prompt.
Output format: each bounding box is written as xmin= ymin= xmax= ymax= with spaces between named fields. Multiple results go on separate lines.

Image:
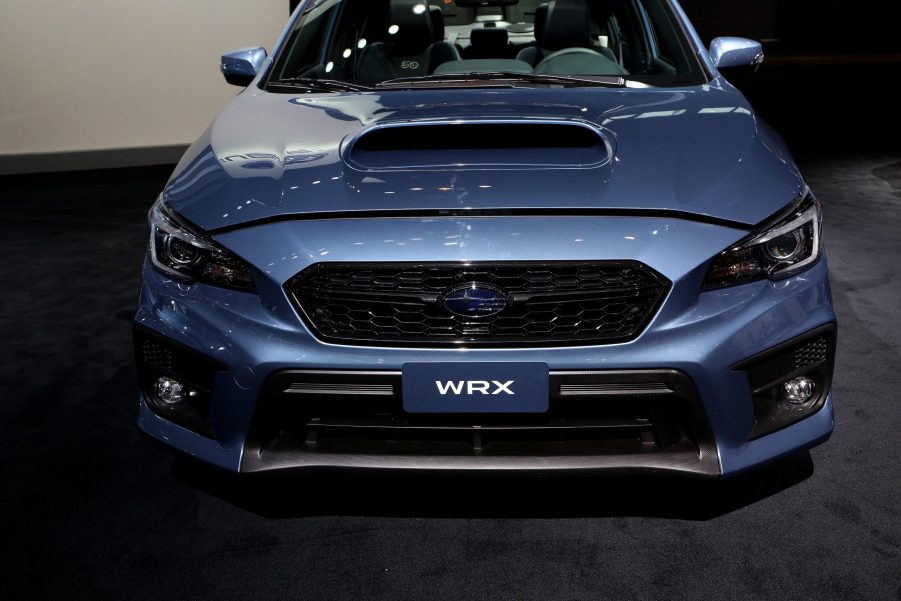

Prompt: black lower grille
xmin=287 ymin=262 xmax=670 ymax=346
xmin=242 ymin=370 xmax=719 ymax=476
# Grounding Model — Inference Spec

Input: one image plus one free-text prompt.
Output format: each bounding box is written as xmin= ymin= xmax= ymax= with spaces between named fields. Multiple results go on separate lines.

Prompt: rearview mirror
xmin=709 ymin=37 xmax=764 ymax=70
xmin=220 ymin=47 xmax=267 ymax=87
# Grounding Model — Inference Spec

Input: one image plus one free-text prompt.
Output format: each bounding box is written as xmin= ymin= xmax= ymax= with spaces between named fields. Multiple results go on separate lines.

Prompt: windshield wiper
xmin=267 ymin=77 xmax=373 ymax=93
xmin=376 ymin=72 xmax=627 ymax=89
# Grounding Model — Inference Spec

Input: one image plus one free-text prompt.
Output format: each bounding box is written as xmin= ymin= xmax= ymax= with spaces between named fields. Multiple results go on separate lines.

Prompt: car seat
xmin=357 ymin=0 xmax=461 ymax=84
xmin=516 ymin=0 xmax=620 ymax=72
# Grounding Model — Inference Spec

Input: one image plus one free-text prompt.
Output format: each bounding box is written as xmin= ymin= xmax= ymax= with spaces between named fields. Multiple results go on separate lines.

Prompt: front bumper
xmin=135 ymin=216 xmax=836 ymax=478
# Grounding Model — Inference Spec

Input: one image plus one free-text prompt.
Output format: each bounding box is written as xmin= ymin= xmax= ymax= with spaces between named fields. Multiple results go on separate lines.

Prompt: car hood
xmin=165 ymin=82 xmax=804 ymax=232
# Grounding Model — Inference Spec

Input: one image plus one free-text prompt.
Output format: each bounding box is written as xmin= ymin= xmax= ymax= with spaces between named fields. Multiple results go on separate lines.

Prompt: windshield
xmin=266 ymin=0 xmax=706 ymax=91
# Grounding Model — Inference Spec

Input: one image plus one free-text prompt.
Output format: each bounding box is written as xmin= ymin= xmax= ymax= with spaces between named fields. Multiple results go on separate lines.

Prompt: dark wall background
xmin=683 ymin=0 xmax=901 ymax=54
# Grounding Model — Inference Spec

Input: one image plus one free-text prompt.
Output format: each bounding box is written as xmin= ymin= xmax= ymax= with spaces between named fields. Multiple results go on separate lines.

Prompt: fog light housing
xmin=135 ymin=327 xmax=227 ymax=438
xmin=783 ymin=376 xmax=816 ymax=405
xmin=154 ymin=377 xmax=187 ymax=405
xmin=734 ymin=325 xmax=836 ymax=440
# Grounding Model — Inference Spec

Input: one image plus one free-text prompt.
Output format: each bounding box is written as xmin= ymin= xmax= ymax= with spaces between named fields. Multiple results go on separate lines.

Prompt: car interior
xmin=269 ymin=0 xmax=699 ymax=87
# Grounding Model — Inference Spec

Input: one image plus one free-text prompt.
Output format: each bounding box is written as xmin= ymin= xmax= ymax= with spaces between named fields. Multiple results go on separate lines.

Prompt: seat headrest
xmin=534 ymin=3 xmax=549 ymax=46
xmin=470 ymin=27 xmax=509 ymax=48
xmin=429 ymin=6 xmax=445 ymax=42
xmin=539 ymin=0 xmax=592 ymax=51
xmin=387 ymin=0 xmax=436 ymax=55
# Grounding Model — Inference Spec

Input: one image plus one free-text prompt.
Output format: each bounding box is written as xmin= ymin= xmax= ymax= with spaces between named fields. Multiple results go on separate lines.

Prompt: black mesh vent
xmin=141 ymin=338 xmax=174 ymax=372
xmin=795 ymin=337 xmax=829 ymax=369
xmin=287 ymin=262 xmax=669 ymax=347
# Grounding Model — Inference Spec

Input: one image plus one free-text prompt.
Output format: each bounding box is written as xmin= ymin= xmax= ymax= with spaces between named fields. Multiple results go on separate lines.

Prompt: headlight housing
xmin=149 ymin=196 xmax=257 ymax=293
xmin=704 ymin=192 xmax=822 ymax=289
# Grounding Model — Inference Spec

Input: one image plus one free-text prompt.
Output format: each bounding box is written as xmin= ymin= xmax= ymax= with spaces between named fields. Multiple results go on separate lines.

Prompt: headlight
xmin=704 ymin=192 xmax=822 ymax=289
xmin=149 ymin=196 xmax=257 ymax=293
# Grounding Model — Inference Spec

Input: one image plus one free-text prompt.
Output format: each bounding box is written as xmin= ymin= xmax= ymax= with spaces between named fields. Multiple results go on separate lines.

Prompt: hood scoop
xmin=343 ymin=120 xmax=613 ymax=171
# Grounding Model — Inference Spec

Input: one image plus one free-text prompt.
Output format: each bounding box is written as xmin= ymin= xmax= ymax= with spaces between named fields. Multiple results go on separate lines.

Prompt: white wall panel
xmin=0 ymin=0 xmax=287 ymax=155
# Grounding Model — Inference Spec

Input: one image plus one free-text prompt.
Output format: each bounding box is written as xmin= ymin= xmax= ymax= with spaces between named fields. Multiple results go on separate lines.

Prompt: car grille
xmin=286 ymin=262 xmax=669 ymax=347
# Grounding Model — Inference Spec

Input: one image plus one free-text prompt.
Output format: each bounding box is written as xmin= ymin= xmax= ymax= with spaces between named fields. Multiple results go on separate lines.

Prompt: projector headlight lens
xmin=763 ymin=231 xmax=803 ymax=261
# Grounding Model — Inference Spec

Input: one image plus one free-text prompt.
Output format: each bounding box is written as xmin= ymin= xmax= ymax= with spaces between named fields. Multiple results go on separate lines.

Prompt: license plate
xmin=402 ymin=362 xmax=549 ymax=414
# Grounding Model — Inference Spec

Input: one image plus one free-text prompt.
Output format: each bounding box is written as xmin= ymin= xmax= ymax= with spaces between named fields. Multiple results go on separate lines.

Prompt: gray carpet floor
xmin=0 ymin=155 xmax=899 ymax=600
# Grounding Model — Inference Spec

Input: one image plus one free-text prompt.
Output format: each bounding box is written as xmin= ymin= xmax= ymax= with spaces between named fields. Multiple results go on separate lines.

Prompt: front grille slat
xmin=559 ymin=382 xmax=673 ymax=396
xmin=285 ymin=383 xmax=395 ymax=396
xmin=288 ymin=261 xmax=669 ymax=347
xmin=308 ymin=417 xmax=653 ymax=431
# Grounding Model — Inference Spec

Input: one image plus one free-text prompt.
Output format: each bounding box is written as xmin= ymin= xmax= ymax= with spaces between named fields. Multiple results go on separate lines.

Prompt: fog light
xmin=782 ymin=376 xmax=816 ymax=405
xmin=154 ymin=377 xmax=186 ymax=405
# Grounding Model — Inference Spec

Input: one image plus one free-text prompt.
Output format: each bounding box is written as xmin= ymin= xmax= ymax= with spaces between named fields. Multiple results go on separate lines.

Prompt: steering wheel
xmin=534 ymin=47 xmax=627 ymax=76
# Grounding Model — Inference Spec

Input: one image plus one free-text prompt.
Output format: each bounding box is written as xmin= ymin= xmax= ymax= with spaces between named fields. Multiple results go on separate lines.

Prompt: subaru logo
xmin=443 ymin=284 xmax=508 ymax=317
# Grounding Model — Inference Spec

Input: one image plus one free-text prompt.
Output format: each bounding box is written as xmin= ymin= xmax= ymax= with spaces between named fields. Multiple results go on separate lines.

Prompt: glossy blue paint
xmin=136 ymin=0 xmax=835 ymax=476
xmin=220 ymin=47 xmax=268 ymax=86
xmin=709 ymin=37 xmax=765 ymax=70
xmin=165 ymin=83 xmax=802 ymax=232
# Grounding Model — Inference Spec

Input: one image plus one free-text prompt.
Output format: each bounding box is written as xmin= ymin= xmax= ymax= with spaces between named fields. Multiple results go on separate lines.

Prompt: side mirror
xmin=220 ymin=47 xmax=267 ymax=87
xmin=709 ymin=37 xmax=764 ymax=70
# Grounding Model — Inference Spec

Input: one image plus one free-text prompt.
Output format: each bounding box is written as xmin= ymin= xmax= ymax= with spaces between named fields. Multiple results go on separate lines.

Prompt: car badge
xmin=443 ymin=284 xmax=508 ymax=318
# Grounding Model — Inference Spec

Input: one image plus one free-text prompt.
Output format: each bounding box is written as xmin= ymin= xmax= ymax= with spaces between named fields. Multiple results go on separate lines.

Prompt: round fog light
xmin=782 ymin=376 xmax=816 ymax=405
xmin=154 ymin=376 xmax=186 ymax=405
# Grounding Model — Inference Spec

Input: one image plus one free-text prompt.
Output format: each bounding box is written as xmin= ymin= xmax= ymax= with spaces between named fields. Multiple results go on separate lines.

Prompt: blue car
xmin=135 ymin=0 xmax=836 ymax=478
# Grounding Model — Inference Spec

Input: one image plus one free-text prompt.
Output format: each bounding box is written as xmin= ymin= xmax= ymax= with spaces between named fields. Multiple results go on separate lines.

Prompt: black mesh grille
xmin=795 ymin=336 xmax=829 ymax=369
xmin=287 ymin=262 xmax=669 ymax=346
xmin=141 ymin=338 xmax=174 ymax=372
